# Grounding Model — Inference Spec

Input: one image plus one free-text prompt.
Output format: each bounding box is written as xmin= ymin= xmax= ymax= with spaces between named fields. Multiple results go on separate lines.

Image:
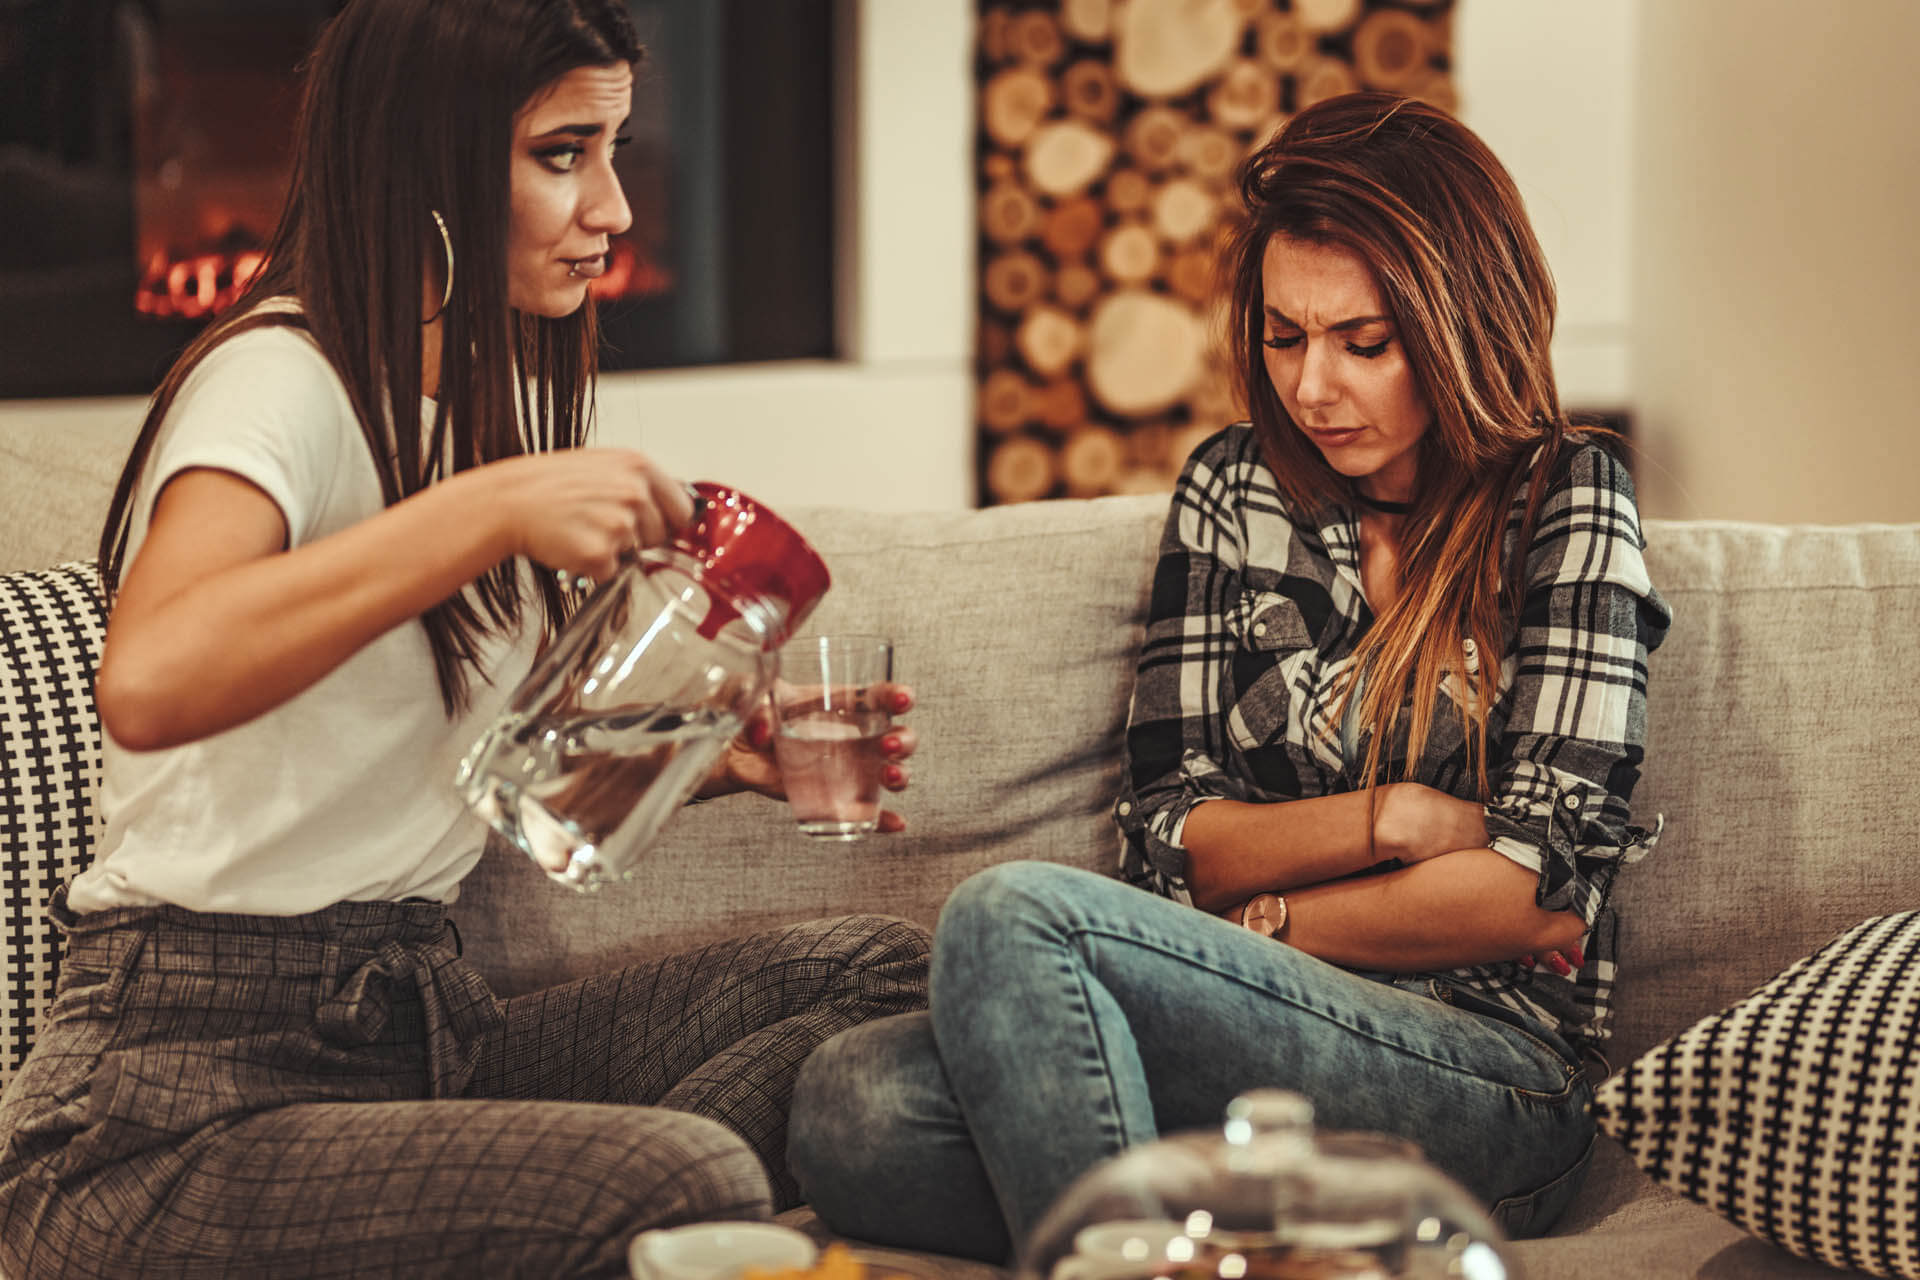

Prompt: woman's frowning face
xmin=1259 ymin=234 xmax=1433 ymax=505
xmin=507 ymin=62 xmax=634 ymax=318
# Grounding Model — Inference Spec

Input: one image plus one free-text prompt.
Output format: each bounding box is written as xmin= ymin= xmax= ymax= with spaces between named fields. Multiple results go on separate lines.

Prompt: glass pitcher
xmin=457 ymin=482 xmax=830 ymax=891
xmin=1021 ymin=1090 xmax=1521 ymax=1280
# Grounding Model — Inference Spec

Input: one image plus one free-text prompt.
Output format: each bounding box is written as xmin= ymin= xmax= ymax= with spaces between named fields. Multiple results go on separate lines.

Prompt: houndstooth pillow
xmin=0 ymin=561 xmax=107 ymax=1089
xmin=1594 ymin=911 xmax=1920 ymax=1279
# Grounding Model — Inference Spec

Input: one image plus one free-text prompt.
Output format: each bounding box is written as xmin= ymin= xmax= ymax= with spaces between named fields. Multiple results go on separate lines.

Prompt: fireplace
xmin=0 ymin=0 xmax=834 ymax=400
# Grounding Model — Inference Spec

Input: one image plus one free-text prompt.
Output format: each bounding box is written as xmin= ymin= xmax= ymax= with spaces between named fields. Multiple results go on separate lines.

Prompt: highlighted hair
xmin=1224 ymin=93 xmax=1575 ymax=796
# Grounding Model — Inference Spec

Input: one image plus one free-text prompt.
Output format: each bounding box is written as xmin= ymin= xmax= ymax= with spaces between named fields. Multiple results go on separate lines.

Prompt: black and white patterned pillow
xmin=1594 ymin=912 xmax=1920 ymax=1279
xmin=0 ymin=561 xmax=108 ymax=1089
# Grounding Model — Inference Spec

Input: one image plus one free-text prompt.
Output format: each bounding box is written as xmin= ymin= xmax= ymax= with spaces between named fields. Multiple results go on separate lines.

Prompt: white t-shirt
xmin=68 ymin=321 xmax=538 ymax=915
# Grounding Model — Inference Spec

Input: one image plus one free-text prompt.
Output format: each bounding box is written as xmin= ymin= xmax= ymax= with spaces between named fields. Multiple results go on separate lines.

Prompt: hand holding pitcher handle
xmin=483 ymin=448 xmax=695 ymax=583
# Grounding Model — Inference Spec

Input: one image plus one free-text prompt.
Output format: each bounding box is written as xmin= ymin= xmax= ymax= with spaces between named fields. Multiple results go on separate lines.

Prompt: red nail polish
xmin=885 ymin=765 xmax=904 ymax=786
xmin=891 ymin=691 xmax=911 ymax=713
xmin=1550 ymin=954 xmax=1573 ymax=976
xmin=882 ymin=736 xmax=902 ymax=755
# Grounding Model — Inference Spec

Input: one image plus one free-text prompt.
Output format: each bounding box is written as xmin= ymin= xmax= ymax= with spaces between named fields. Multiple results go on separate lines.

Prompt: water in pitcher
xmin=460 ymin=703 xmax=739 ymax=889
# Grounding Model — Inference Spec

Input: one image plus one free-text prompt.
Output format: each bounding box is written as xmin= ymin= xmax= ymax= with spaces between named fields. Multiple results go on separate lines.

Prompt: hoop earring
xmin=425 ymin=208 xmax=454 ymax=323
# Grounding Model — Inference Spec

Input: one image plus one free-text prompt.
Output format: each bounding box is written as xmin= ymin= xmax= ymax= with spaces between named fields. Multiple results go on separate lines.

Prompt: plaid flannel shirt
xmin=1115 ymin=425 xmax=1672 ymax=1050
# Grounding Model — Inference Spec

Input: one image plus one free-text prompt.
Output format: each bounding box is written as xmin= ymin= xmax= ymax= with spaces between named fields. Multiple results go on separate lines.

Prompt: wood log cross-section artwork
xmin=974 ymin=0 xmax=1458 ymax=504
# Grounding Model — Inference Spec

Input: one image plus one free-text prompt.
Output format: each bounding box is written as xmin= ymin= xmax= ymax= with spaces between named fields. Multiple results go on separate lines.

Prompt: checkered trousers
xmin=0 ymin=891 xmax=929 ymax=1279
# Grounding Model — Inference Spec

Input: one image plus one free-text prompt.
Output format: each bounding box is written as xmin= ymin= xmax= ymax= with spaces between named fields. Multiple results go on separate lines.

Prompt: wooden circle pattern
xmin=974 ymin=0 xmax=1458 ymax=504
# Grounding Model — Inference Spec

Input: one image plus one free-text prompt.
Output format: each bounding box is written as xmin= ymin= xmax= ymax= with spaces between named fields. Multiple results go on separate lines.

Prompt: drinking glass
xmin=771 ymin=634 xmax=894 ymax=841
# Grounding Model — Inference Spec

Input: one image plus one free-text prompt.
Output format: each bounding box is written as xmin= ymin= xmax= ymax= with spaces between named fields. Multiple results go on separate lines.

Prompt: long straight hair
xmin=1224 ymin=92 xmax=1571 ymax=796
xmin=99 ymin=0 xmax=642 ymax=715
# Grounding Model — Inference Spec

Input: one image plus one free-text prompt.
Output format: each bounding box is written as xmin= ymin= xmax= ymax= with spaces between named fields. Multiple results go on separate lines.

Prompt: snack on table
xmin=742 ymin=1243 xmax=868 ymax=1280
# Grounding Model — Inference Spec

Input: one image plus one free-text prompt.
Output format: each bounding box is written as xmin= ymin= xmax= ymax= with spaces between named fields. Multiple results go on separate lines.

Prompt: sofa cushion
xmin=1592 ymin=911 xmax=1920 ymax=1280
xmin=0 ymin=561 xmax=107 ymax=1089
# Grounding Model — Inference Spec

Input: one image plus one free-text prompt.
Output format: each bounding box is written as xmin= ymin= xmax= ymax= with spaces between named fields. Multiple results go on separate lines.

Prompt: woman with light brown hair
xmin=787 ymin=91 xmax=1672 ymax=1259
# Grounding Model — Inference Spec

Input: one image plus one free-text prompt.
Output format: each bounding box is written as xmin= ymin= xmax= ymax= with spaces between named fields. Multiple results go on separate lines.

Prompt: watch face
xmin=1244 ymin=893 xmax=1284 ymax=938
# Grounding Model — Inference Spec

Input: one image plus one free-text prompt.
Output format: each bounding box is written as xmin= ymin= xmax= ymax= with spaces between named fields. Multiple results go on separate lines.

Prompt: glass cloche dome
xmin=1019 ymin=1091 xmax=1520 ymax=1280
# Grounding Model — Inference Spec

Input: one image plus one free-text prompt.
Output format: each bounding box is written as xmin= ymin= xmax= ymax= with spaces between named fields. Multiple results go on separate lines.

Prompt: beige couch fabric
xmin=455 ymin=495 xmax=1164 ymax=994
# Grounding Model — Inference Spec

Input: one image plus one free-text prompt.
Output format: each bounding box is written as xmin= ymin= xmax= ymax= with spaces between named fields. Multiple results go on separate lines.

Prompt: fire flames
xmin=588 ymin=237 xmax=675 ymax=300
xmin=135 ymin=249 xmax=267 ymax=319
xmin=135 ymin=237 xmax=672 ymax=321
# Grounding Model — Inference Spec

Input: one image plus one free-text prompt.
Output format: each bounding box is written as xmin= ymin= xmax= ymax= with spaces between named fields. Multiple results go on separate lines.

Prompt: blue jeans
xmin=789 ymin=862 xmax=1595 ymax=1262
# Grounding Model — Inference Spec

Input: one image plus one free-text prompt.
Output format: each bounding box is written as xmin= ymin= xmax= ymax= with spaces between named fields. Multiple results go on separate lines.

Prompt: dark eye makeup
xmin=532 ymin=134 xmax=633 ymax=173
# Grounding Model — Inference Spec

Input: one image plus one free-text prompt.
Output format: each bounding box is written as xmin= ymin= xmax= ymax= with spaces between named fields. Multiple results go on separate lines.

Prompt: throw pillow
xmin=1593 ymin=911 xmax=1920 ymax=1280
xmin=0 ymin=561 xmax=108 ymax=1089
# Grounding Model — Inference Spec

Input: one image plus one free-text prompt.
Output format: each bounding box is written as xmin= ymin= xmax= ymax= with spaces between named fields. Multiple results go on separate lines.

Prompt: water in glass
xmin=775 ymin=705 xmax=890 ymax=839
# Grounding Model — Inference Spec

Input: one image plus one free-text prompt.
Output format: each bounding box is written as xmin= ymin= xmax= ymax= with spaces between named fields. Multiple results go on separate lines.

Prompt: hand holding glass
xmin=772 ymin=635 xmax=894 ymax=840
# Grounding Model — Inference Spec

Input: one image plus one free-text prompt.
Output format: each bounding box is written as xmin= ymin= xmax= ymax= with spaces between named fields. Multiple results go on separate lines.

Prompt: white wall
xmin=1459 ymin=0 xmax=1920 ymax=523
xmin=1454 ymin=0 xmax=1638 ymax=415
xmin=1628 ymin=0 xmax=1920 ymax=523
xmin=595 ymin=0 xmax=977 ymax=511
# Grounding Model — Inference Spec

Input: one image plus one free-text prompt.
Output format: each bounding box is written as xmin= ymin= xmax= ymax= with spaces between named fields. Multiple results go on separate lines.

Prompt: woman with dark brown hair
xmin=0 ymin=2 xmax=925 ymax=1276
xmin=789 ymin=92 xmax=1670 ymax=1259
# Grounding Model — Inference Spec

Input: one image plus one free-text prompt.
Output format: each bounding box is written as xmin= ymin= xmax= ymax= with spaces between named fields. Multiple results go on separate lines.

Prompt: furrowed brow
xmin=1265 ymin=306 xmax=1391 ymax=331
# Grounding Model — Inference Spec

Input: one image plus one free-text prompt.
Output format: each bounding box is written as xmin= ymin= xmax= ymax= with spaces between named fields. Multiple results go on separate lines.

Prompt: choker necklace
xmin=1351 ymin=490 xmax=1414 ymax=516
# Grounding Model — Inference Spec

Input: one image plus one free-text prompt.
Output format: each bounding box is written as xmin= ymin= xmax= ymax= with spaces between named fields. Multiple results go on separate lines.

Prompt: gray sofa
xmin=4 ymin=417 xmax=1918 ymax=1278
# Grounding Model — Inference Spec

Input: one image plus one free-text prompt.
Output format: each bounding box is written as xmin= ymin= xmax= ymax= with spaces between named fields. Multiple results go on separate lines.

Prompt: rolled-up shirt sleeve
xmin=1482 ymin=444 xmax=1672 ymax=928
xmin=1116 ymin=431 xmax=1266 ymax=899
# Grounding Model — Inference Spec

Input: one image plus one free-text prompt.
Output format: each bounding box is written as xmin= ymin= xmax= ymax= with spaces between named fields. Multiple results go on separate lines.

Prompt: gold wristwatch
xmin=1241 ymin=891 xmax=1288 ymax=939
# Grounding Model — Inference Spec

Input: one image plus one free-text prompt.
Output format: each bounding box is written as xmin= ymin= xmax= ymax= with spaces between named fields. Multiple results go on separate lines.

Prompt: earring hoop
xmin=425 ymin=208 xmax=454 ymax=322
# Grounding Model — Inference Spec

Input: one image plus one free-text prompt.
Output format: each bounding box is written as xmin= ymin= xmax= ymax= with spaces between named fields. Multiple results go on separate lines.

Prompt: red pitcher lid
xmin=676 ymin=482 xmax=831 ymax=643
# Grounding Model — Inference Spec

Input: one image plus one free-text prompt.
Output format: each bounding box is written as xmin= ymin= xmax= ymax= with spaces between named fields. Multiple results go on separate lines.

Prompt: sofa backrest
xmin=453 ymin=496 xmax=1168 ymax=993
xmin=6 ymin=485 xmax=1918 ymax=1085
xmin=1608 ymin=521 xmax=1920 ymax=1065
xmin=457 ymin=505 xmax=1920 ymax=1075
xmin=0 ymin=410 xmax=139 ymax=574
